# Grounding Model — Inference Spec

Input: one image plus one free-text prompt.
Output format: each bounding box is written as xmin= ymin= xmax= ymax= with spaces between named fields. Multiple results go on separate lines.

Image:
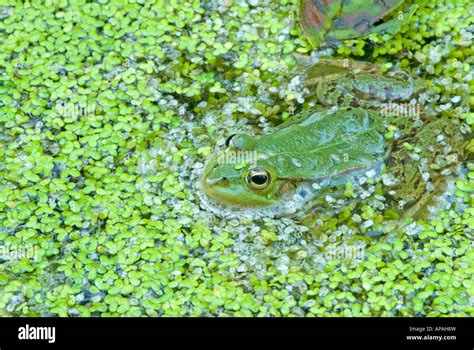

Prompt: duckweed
xmin=0 ymin=0 xmax=473 ymax=317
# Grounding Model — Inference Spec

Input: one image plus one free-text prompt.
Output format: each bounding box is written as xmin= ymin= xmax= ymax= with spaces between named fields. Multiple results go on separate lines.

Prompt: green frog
xmin=199 ymin=59 xmax=464 ymax=218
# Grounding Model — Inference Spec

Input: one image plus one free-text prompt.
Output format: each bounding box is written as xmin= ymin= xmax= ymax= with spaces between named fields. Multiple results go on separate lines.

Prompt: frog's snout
xmin=200 ymin=160 xmax=217 ymax=190
xmin=200 ymin=158 xmax=230 ymax=193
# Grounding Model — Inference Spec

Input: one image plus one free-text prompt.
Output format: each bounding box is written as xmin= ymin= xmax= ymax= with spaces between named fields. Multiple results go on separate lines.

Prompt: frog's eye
xmin=225 ymin=134 xmax=237 ymax=148
xmin=246 ymin=169 xmax=271 ymax=190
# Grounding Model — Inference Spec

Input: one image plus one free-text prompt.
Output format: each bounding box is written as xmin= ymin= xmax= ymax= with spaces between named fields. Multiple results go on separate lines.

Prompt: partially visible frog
xmin=199 ymin=60 xmax=464 ymax=218
xmin=300 ymin=59 xmax=463 ymax=216
xmin=302 ymin=59 xmax=423 ymax=108
xmin=300 ymin=0 xmax=418 ymax=47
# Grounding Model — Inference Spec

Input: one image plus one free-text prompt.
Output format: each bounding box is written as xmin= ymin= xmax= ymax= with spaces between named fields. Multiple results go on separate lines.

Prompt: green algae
xmin=0 ymin=0 xmax=473 ymax=317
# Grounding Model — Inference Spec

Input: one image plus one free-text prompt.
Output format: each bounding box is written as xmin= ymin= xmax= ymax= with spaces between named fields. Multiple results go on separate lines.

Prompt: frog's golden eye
xmin=246 ymin=169 xmax=271 ymax=190
xmin=225 ymin=134 xmax=237 ymax=148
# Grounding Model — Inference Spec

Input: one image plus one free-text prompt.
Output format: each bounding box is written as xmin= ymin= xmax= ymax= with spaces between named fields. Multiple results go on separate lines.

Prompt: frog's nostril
xmin=372 ymin=17 xmax=385 ymax=27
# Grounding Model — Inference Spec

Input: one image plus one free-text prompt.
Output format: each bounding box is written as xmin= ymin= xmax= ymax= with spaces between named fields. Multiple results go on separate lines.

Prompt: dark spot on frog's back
xmin=334 ymin=11 xmax=379 ymax=34
xmin=350 ymin=99 xmax=360 ymax=107
xmin=368 ymin=83 xmax=378 ymax=96
xmin=384 ymin=85 xmax=394 ymax=99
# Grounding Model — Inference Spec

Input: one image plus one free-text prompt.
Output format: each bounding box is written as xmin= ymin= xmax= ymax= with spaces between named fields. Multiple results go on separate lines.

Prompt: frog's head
xmin=200 ymin=134 xmax=280 ymax=208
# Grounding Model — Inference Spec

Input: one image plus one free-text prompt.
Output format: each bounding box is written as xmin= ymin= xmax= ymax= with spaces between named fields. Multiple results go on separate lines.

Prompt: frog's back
xmin=254 ymin=107 xmax=387 ymax=181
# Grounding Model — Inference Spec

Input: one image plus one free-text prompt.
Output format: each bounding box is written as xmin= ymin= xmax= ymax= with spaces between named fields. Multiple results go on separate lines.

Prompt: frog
xmin=301 ymin=58 xmax=424 ymax=108
xmin=199 ymin=59 xmax=464 ymax=219
xmin=300 ymin=0 xmax=418 ymax=48
xmin=199 ymin=106 xmax=387 ymax=218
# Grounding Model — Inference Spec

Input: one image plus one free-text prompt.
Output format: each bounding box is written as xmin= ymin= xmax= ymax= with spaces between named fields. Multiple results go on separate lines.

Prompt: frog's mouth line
xmin=196 ymin=176 xmax=310 ymax=219
xmin=201 ymin=180 xmax=278 ymax=208
xmin=195 ymin=184 xmax=302 ymax=220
